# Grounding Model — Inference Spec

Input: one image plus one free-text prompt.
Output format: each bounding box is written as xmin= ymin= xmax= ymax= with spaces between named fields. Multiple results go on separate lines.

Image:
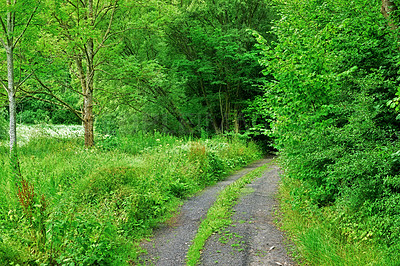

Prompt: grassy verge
xmin=277 ymin=174 xmax=398 ymax=265
xmin=185 ymin=160 xmax=273 ymax=266
xmin=0 ymin=125 xmax=263 ymax=265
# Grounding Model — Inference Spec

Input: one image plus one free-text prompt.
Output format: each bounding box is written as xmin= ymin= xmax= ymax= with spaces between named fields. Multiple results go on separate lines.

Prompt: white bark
xmin=5 ymin=1 xmax=16 ymax=152
xmin=7 ymin=46 xmax=16 ymax=152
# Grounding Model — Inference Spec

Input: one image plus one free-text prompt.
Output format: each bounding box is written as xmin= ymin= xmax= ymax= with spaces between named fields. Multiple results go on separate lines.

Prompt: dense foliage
xmin=93 ymin=0 xmax=278 ymax=138
xmin=258 ymin=0 xmax=400 ymax=262
xmin=0 ymin=0 xmax=277 ymax=142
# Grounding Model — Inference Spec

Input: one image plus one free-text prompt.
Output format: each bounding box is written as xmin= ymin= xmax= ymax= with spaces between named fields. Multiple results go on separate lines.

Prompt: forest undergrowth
xmin=0 ymin=125 xmax=262 ymax=264
xmin=261 ymin=0 xmax=400 ymax=264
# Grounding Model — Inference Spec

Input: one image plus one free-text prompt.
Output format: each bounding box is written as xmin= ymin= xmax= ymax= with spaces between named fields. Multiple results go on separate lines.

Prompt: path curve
xmin=138 ymin=158 xmax=294 ymax=266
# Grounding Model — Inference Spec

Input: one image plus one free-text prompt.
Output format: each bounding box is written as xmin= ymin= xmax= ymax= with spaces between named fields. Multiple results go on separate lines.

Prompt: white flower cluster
xmin=13 ymin=124 xmax=84 ymax=146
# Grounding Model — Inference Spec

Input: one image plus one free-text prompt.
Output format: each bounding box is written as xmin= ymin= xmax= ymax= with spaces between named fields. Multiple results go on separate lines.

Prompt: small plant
xmin=17 ymin=179 xmax=35 ymax=221
xmin=16 ymin=178 xmax=48 ymax=252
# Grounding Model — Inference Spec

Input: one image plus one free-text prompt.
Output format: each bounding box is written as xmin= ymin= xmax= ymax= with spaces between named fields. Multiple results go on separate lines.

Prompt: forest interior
xmin=1 ymin=0 xmax=400 ymax=265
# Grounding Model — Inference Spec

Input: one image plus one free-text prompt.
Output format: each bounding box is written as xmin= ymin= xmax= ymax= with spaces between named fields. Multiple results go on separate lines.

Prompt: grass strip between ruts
xmin=185 ymin=159 xmax=274 ymax=266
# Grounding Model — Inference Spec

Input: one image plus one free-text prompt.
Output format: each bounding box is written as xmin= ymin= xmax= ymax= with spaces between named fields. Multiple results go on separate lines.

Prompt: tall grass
xmin=0 ymin=125 xmax=262 ymax=264
xmin=277 ymin=173 xmax=399 ymax=265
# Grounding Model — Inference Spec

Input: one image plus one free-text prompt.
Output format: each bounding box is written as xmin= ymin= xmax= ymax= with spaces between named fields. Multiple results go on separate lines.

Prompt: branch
xmin=94 ymin=58 xmax=108 ymax=69
xmin=13 ymin=3 xmax=40 ymax=47
xmin=61 ymin=82 xmax=86 ymax=97
xmin=93 ymin=5 xmax=114 ymax=28
xmin=15 ymin=72 xmax=33 ymax=90
xmin=66 ymin=0 xmax=77 ymax=9
xmin=31 ymin=72 xmax=84 ymax=121
xmin=0 ymin=37 xmax=6 ymax=49
xmin=94 ymin=0 xmax=101 ymax=19
xmin=94 ymin=0 xmax=118 ymax=56
xmin=0 ymin=16 xmax=7 ymax=38
xmin=0 ymin=17 xmax=8 ymax=48
xmin=0 ymin=78 xmax=7 ymax=92
xmin=20 ymin=90 xmax=83 ymax=122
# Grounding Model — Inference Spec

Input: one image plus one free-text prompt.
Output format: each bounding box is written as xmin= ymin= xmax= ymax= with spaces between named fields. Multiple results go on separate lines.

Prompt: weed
xmin=17 ymin=179 xmax=35 ymax=220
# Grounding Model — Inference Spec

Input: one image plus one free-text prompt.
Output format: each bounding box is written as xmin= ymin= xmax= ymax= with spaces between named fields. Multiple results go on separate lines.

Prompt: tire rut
xmin=137 ymin=159 xmax=270 ymax=265
xmin=137 ymin=158 xmax=294 ymax=266
xmin=200 ymin=164 xmax=295 ymax=266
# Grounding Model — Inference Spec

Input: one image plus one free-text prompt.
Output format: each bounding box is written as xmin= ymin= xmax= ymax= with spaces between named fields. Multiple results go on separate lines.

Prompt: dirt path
xmin=200 ymin=164 xmax=294 ymax=266
xmin=138 ymin=159 xmax=294 ymax=266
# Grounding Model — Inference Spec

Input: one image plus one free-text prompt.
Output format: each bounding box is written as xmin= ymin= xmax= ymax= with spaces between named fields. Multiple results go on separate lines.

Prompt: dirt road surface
xmin=138 ymin=159 xmax=295 ymax=266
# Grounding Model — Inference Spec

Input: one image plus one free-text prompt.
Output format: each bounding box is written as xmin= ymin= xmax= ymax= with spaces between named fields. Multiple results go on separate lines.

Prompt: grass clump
xmin=186 ymin=161 xmax=273 ymax=266
xmin=0 ymin=125 xmax=262 ymax=264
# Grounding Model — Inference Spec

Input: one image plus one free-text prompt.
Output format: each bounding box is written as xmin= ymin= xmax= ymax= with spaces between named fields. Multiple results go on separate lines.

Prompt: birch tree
xmin=0 ymin=0 xmax=39 ymax=156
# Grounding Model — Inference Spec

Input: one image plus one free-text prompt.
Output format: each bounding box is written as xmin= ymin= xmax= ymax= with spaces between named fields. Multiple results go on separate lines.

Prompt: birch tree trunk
xmin=5 ymin=1 xmax=16 ymax=152
xmin=7 ymin=46 xmax=16 ymax=152
xmin=1 ymin=0 xmax=38 ymax=153
xmin=1 ymin=0 xmax=19 ymax=178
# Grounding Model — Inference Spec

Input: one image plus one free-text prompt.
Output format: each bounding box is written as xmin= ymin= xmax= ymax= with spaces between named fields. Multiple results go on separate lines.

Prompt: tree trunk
xmin=200 ymin=79 xmax=220 ymax=134
xmin=153 ymin=85 xmax=194 ymax=134
xmin=73 ymin=0 xmax=95 ymax=147
xmin=4 ymin=2 xmax=21 ymax=178
xmin=7 ymin=47 xmax=16 ymax=152
xmin=84 ymin=37 xmax=95 ymax=147
xmin=83 ymin=90 xmax=94 ymax=146
xmin=381 ymin=0 xmax=399 ymax=29
xmin=5 ymin=1 xmax=16 ymax=152
xmin=83 ymin=0 xmax=95 ymax=147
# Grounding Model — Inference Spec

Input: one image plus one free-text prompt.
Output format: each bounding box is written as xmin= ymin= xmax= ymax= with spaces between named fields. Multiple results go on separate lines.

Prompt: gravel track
xmin=138 ymin=158 xmax=294 ymax=266
xmin=200 ymin=164 xmax=295 ymax=266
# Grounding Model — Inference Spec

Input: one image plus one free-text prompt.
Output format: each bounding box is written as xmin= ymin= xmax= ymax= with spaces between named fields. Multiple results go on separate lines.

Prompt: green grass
xmin=185 ymin=161 xmax=273 ymax=266
xmin=277 ymin=174 xmax=399 ymax=266
xmin=0 ymin=124 xmax=263 ymax=265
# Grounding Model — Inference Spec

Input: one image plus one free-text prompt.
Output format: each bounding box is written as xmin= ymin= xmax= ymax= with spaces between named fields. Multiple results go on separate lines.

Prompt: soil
xmin=138 ymin=158 xmax=295 ymax=266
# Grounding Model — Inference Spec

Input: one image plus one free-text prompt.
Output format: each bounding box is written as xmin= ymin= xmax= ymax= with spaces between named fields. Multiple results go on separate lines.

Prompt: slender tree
xmin=0 ymin=0 xmax=38 ymax=151
xmin=37 ymin=0 xmax=118 ymax=147
xmin=0 ymin=0 xmax=39 ymax=177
